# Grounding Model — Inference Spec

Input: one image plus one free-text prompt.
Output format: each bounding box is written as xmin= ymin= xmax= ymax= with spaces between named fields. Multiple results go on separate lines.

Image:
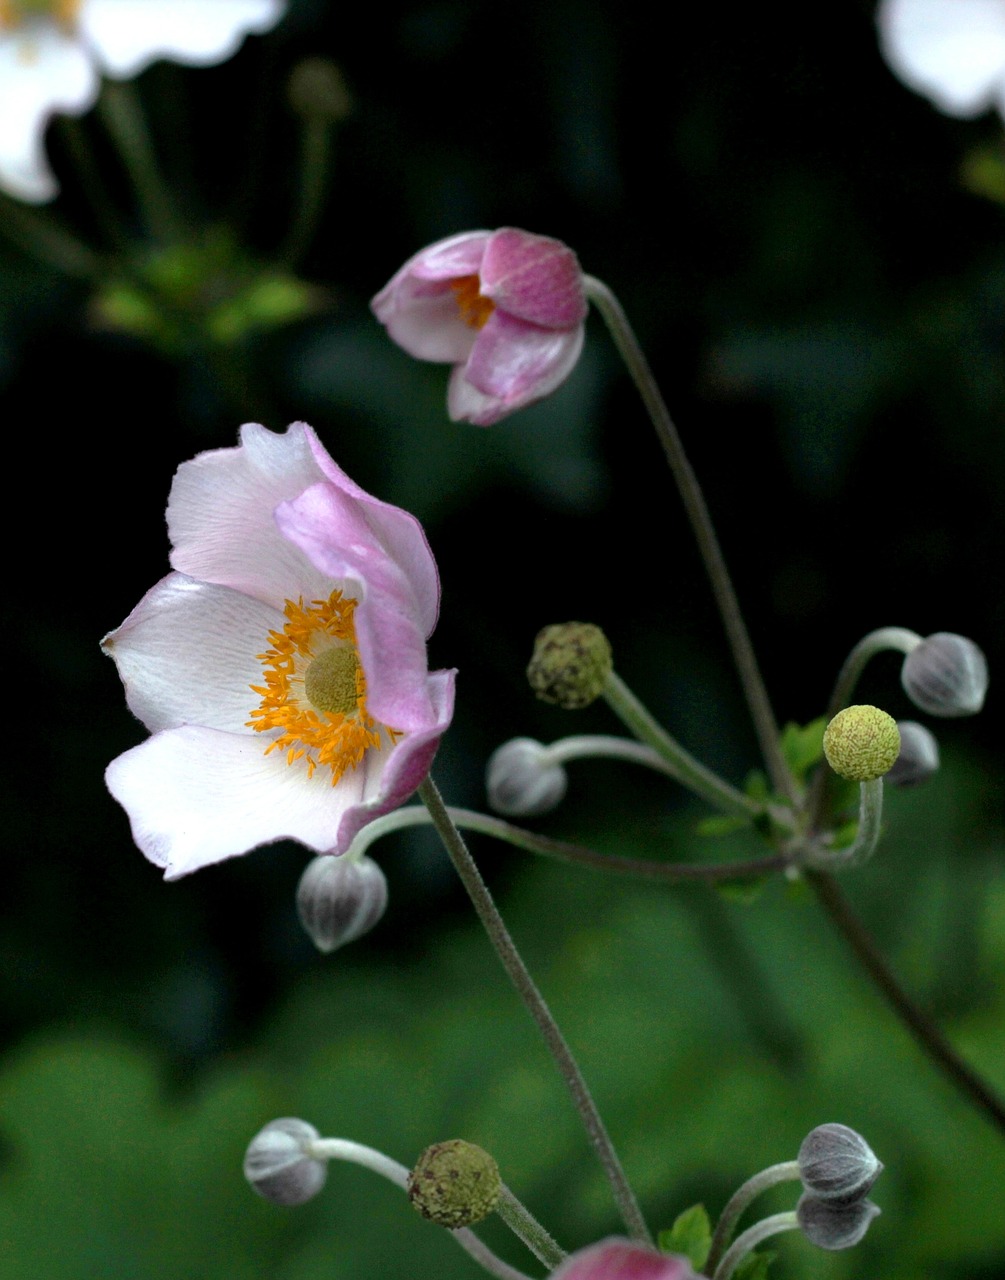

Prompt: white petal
xmin=878 ymin=0 xmax=1005 ymax=117
xmin=102 ymin=573 xmax=284 ymax=734
xmin=168 ymin=422 xmax=333 ymax=609
xmin=106 ymin=725 xmax=382 ymax=879
xmin=80 ymin=0 xmax=284 ymax=78
xmin=0 ymin=27 xmax=97 ymax=202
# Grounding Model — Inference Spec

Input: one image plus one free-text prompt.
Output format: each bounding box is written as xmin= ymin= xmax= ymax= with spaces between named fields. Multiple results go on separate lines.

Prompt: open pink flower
xmin=549 ymin=1239 xmax=699 ymax=1280
xmin=103 ymin=421 xmax=455 ymax=880
xmin=878 ymin=0 xmax=1005 ymax=119
xmin=371 ymin=227 xmax=588 ymax=426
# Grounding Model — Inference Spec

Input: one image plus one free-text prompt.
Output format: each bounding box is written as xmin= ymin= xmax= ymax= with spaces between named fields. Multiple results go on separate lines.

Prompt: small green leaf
xmin=715 ymin=875 xmax=769 ymax=904
xmin=744 ymin=770 xmax=770 ymax=802
xmin=780 ymin=718 xmax=826 ymax=785
xmin=695 ymin=815 xmax=750 ymax=838
xmin=733 ymin=1248 xmax=776 ymax=1280
xmin=657 ymin=1203 xmax=712 ymax=1269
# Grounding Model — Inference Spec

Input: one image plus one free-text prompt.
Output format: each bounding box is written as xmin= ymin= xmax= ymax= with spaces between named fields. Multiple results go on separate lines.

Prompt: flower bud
xmin=527 ymin=623 xmax=612 ymax=710
xmin=886 ymin=721 xmax=939 ymax=788
xmin=244 ymin=1118 xmax=327 ymax=1207
xmin=407 ymin=1139 xmax=501 ymax=1228
xmin=798 ymin=1124 xmax=882 ymax=1202
xmin=296 ymin=854 xmax=388 ymax=953
xmin=796 ymin=1193 xmax=880 ymax=1250
xmin=901 ymin=632 xmax=988 ymax=717
xmin=823 ymin=705 xmax=900 ymax=782
xmin=486 ymin=738 xmax=568 ymax=816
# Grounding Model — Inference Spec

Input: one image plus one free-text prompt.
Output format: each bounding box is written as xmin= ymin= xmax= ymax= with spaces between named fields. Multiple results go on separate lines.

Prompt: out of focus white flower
xmin=0 ymin=0 xmax=285 ymax=203
xmin=878 ymin=0 xmax=1005 ymax=119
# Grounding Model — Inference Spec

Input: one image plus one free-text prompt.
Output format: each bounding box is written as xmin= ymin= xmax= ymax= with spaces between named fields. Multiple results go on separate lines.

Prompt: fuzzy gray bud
xmin=244 ymin=1118 xmax=327 ymax=1206
xmin=486 ymin=738 xmax=568 ymax=816
xmin=407 ymin=1140 xmax=501 ymax=1228
xmin=901 ymin=632 xmax=988 ymax=717
xmin=798 ymin=1124 xmax=882 ymax=1202
xmin=527 ymin=623 xmax=613 ymax=710
xmin=886 ymin=721 xmax=940 ymax=788
xmin=296 ymin=855 xmax=388 ymax=953
xmin=797 ymin=1193 xmax=880 ymax=1250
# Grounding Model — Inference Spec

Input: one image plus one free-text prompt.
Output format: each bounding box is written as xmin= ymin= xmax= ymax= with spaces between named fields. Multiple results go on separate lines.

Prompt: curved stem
xmin=712 ymin=1212 xmax=798 ymax=1280
xmin=345 ymin=805 xmax=791 ymax=885
xmin=804 ymin=779 xmax=884 ymax=870
xmin=705 ymin=1162 xmax=800 ymax=1274
xmin=824 ymin=627 xmax=922 ymax=725
xmin=807 ymin=870 xmax=1005 ymax=1137
xmin=306 ymin=1139 xmax=534 ymax=1280
xmin=545 ymin=732 xmax=699 ymax=776
xmin=497 ymin=1185 xmax=566 ymax=1269
xmin=584 ymin=274 xmax=795 ymax=805
xmin=99 ymin=81 xmax=181 ymax=242
xmin=601 ymin=673 xmax=762 ymax=820
xmin=418 ymin=776 xmax=653 ymax=1245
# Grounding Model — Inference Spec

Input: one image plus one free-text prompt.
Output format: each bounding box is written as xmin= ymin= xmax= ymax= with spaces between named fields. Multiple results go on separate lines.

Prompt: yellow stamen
xmin=450 ymin=274 xmax=495 ymax=329
xmin=248 ymin=591 xmax=394 ymax=785
xmin=0 ymin=0 xmax=80 ymax=29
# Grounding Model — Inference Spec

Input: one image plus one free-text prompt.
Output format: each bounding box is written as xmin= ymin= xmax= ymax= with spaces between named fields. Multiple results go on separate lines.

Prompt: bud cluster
xmin=796 ymin=1123 xmax=882 ymax=1251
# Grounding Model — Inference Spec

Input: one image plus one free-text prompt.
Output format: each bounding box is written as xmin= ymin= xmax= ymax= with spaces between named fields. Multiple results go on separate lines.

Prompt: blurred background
xmin=2 ymin=0 xmax=1004 ymax=1276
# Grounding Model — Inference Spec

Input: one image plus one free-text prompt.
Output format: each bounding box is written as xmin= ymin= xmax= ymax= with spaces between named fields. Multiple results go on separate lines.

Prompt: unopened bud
xmin=901 ymin=632 xmax=988 ymax=717
xmin=244 ymin=1118 xmax=327 ymax=1206
xmin=823 ymin=706 xmax=900 ymax=782
xmin=288 ymin=58 xmax=353 ymax=122
xmin=486 ymin=738 xmax=567 ymax=816
xmin=796 ymin=1193 xmax=880 ymax=1250
xmin=407 ymin=1139 xmax=501 ymax=1228
xmin=886 ymin=721 xmax=939 ymax=788
xmin=527 ymin=623 xmax=612 ymax=710
xmin=798 ymin=1124 xmax=882 ymax=1202
xmin=296 ymin=854 xmax=388 ymax=953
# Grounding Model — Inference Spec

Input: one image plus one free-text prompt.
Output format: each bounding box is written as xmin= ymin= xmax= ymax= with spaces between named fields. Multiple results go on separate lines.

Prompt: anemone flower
xmin=548 ymin=1239 xmax=699 ymax=1280
xmin=0 ymin=0 xmax=285 ymax=203
xmin=103 ymin=421 xmax=455 ymax=879
xmin=371 ymin=227 xmax=588 ymax=426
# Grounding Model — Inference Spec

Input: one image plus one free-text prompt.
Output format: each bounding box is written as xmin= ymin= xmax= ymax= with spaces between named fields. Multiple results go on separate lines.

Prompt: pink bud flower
xmin=549 ymin=1239 xmax=699 ymax=1280
xmin=371 ymin=227 xmax=588 ymax=426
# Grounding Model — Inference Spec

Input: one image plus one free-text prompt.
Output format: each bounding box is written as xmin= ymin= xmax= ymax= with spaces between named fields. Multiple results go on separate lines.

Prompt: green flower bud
xmin=244 ymin=1118 xmax=327 ymax=1207
xmin=527 ymin=623 xmax=612 ymax=710
xmin=797 ymin=1193 xmax=880 ymax=1250
xmin=901 ymin=632 xmax=988 ymax=717
xmin=486 ymin=738 xmax=568 ymax=816
xmin=823 ymin=706 xmax=900 ymax=782
xmin=296 ymin=854 xmax=388 ymax=953
xmin=886 ymin=721 xmax=939 ymax=788
xmin=798 ymin=1124 xmax=882 ymax=1202
xmin=407 ymin=1139 xmax=501 ymax=1228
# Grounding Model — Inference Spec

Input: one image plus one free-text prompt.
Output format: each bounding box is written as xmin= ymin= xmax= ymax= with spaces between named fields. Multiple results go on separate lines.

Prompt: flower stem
xmin=280 ymin=117 xmax=332 ymax=266
xmin=601 ymin=671 xmax=762 ymax=820
xmin=805 ymin=779 xmax=884 ymax=870
xmin=307 ymin=1138 xmax=534 ymax=1280
xmin=98 ymin=81 xmax=181 ymax=242
xmin=497 ymin=1184 xmax=566 ymax=1269
xmin=583 ymin=274 xmax=795 ymax=806
xmin=418 ymin=776 xmax=653 ymax=1245
xmin=823 ymin=627 xmax=922 ymax=724
xmin=0 ymin=197 xmax=101 ymax=279
xmin=346 ymin=805 xmax=791 ymax=884
xmin=705 ymin=1162 xmax=800 ymax=1274
xmin=807 ymin=869 xmax=1005 ymax=1136
xmin=712 ymin=1211 xmax=798 ymax=1280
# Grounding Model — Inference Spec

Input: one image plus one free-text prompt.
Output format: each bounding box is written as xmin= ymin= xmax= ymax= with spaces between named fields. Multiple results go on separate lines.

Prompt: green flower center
xmin=304 ymin=644 xmax=361 ymax=716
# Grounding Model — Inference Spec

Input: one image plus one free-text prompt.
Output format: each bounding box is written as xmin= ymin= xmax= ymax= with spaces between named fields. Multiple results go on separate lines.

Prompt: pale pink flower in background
xmin=371 ymin=227 xmax=588 ymax=426
xmin=0 ymin=0 xmax=285 ymax=203
xmin=103 ymin=422 xmax=455 ymax=880
xmin=877 ymin=0 xmax=1005 ymax=118
xmin=549 ymin=1239 xmax=699 ymax=1280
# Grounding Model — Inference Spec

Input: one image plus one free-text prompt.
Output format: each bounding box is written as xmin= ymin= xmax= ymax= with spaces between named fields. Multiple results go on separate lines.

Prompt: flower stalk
xmin=98 ymin=81 xmax=181 ymax=242
xmin=418 ymin=775 xmax=653 ymax=1245
xmin=705 ymin=1162 xmax=800 ymax=1274
xmin=711 ymin=1211 xmax=798 ymax=1280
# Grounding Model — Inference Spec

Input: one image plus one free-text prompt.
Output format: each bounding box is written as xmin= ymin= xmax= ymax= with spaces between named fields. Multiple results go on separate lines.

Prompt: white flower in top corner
xmin=878 ymin=0 xmax=1005 ymax=119
xmin=0 ymin=0 xmax=285 ymax=203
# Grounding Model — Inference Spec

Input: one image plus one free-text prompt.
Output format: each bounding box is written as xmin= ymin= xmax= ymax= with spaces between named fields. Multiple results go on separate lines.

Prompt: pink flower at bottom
xmin=550 ymin=1239 xmax=700 ymax=1280
xmin=371 ymin=227 xmax=588 ymax=426
xmin=103 ymin=421 xmax=455 ymax=879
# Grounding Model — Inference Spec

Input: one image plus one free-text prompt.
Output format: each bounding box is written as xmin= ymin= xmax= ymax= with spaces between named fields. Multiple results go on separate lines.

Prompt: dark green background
xmin=2 ymin=1 xmax=1003 ymax=1276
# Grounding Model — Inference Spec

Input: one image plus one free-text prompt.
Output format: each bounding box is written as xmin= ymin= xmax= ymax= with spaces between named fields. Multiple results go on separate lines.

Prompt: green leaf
xmin=733 ymin=1248 xmax=776 ymax=1280
xmin=694 ymin=815 xmax=750 ymax=838
xmin=780 ymin=718 xmax=826 ymax=785
xmin=715 ymin=875 xmax=769 ymax=904
xmin=657 ymin=1203 xmax=711 ymax=1269
xmin=744 ymin=770 xmax=770 ymax=802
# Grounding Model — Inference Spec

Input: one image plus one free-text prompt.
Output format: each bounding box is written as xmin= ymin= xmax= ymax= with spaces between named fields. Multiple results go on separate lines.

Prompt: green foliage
xmin=779 ymin=719 xmax=826 ymax=787
xmin=658 ymin=1202 xmax=712 ymax=1269
xmin=734 ymin=1249 xmax=776 ymax=1280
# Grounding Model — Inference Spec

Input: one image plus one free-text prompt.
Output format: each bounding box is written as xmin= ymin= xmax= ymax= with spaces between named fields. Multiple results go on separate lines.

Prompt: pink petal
xmin=168 ymin=421 xmax=333 ymax=609
xmin=371 ymin=281 xmax=478 ymax=363
xmin=275 ymin=482 xmax=434 ymax=732
xmin=877 ymin=0 xmax=1005 ymax=117
xmin=102 ymin=573 xmax=283 ymax=734
xmin=81 ymin=0 xmax=285 ymax=79
xmin=394 ymin=230 xmax=491 ymax=282
xmin=550 ymin=1240 xmax=697 ymax=1280
xmin=479 ymin=228 xmax=587 ymax=330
